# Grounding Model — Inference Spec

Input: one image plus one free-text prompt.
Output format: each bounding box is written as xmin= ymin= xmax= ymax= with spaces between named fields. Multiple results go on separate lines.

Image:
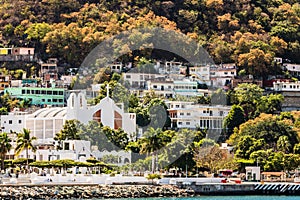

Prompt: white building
xmin=166 ymin=101 xmax=231 ymax=130
xmin=210 ymin=64 xmax=236 ymax=87
xmin=159 ymin=61 xmax=183 ymax=74
xmin=146 ymin=78 xmax=209 ymax=98
xmin=173 ymin=80 xmax=199 ymax=97
xmin=189 ymin=65 xmax=211 ymax=86
xmin=123 ymin=72 xmax=166 ymax=88
xmin=273 ymin=80 xmax=300 ymax=91
xmin=245 ymin=166 xmax=261 ymax=181
xmin=146 ymin=79 xmax=174 ymax=98
xmin=60 ymin=75 xmax=75 ymax=87
xmin=108 ymin=62 xmax=123 ymax=73
xmin=1 ymin=89 xmax=136 ymax=143
xmin=284 ymin=63 xmax=300 ymax=77
xmin=9 ymin=140 xmax=93 ymax=163
xmin=35 ymin=140 xmax=91 ymax=161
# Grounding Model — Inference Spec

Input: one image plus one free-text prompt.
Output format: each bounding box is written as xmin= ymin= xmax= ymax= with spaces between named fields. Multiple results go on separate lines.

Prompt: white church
xmin=0 ymin=89 xmax=137 ymax=144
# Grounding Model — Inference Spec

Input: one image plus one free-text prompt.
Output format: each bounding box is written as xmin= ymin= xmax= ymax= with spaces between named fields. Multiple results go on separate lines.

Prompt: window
xmin=224 ymin=72 xmax=228 ymax=75
xmin=126 ymin=75 xmax=131 ymax=79
xmin=9 ymin=120 xmax=12 ymax=124
xmin=18 ymin=120 xmax=22 ymax=124
xmin=178 ymin=122 xmax=182 ymax=125
xmin=59 ymin=99 xmax=63 ymax=103
xmin=26 ymin=90 xmax=30 ymax=94
xmin=47 ymin=91 xmax=52 ymax=95
xmin=59 ymin=91 xmax=63 ymax=95
xmin=53 ymin=99 xmax=58 ymax=102
xmin=64 ymin=142 xmax=69 ymax=150
xmin=187 ymin=113 xmax=191 ymax=116
xmin=42 ymin=90 xmax=46 ymax=94
xmin=231 ymin=72 xmax=234 ymax=74
xmin=153 ymin=85 xmax=157 ymax=89
xmin=176 ymin=105 xmax=180 ymax=108
xmin=186 ymin=122 xmax=190 ymax=125
xmin=36 ymin=90 xmax=40 ymax=94
xmin=47 ymin=99 xmax=51 ymax=102
xmin=22 ymin=90 xmax=25 ymax=94
xmin=220 ymin=111 xmax=224 ymax=116
xmin=31 ymin=90 xmax=35 ymax=94
xmin=180 ymin=113 xmax=184 ymax=116
xmin=203 ymin=110 xmax=206 ymax=113
xmin=42 ymin=99 xmax=45 ymax=102
xmin=53 ymin=91 xmax=58 ymax=95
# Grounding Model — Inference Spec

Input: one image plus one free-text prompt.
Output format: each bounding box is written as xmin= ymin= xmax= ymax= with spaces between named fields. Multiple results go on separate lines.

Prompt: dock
xmin=177 ymin=182 xmax=300 ymax=195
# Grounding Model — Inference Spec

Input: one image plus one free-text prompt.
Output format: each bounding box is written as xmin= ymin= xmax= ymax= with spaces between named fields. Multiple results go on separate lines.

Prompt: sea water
xmin=107 ymin=197 xmax=300 ymax=200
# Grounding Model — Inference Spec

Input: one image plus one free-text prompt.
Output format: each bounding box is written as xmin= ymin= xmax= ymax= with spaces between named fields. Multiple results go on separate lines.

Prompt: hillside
xmin=0 ymin=0 xmax=299 ymax=77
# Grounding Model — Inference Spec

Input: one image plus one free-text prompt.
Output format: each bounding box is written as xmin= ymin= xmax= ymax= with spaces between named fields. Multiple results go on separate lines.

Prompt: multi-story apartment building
xmin=146 ymin=79 xmax=174 ymax=98
xmin=210 ymin=64 xmax=237 ymax=87
xmin=40 ymin=58 xmax=59 ymax=82
xmin=189 ymin=65 xmax=211 ymax=86
xmin=146 ymin=78 xmax=207 ymax=98
xmin=4 ymin=87 xmax=65 ymax=107
xmin=123 ymin=72 xmax=166 ymax=88
xmin=166 ymin=101 xmax=231 ymax=131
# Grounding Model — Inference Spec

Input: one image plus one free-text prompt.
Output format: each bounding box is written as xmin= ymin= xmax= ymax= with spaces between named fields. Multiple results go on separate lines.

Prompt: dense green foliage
xmin=0 ymin=0 xmax=299 ymax=76
xmin=228 ymin=113 xmax=300 ymax=171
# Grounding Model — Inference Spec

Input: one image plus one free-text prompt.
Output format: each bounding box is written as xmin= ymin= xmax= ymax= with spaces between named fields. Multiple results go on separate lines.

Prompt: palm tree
xmin=18 ymin=99 xmax=31 ymax=111
xmin=0 ymin=132 xmax=12 ymax=170
xmin=140 ymin=128 xmax=168 ymax=173
xmin=15 ymin=128 xmax=37 ymax=169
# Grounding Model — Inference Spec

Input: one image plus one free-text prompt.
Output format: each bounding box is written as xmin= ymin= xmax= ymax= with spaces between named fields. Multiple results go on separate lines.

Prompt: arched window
xmin=114 ymin=111 xmax=122 ymax=129
xmin=93 ymin=110 xmax=101 ymax=122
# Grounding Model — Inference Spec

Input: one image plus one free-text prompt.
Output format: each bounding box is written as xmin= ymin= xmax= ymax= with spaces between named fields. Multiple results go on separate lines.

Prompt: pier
xmin=177 ymin=181 xmax=300 ymax=195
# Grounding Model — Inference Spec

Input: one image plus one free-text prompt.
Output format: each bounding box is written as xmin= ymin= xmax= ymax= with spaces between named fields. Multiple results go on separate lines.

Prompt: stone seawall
xmin=0 ymin=184 xmax=194 ymax=199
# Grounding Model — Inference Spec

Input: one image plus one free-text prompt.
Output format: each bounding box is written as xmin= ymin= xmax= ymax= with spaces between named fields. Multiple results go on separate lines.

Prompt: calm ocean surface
xmin=108 ymin=197 xmax=300 ymax=200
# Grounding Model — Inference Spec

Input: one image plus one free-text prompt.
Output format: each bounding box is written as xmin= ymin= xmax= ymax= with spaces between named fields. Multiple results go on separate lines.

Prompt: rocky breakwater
xmin=0 ymin=184 xmax=195 ymax=199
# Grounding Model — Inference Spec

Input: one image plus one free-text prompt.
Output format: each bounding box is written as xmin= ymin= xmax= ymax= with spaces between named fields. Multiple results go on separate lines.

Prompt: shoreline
xmin=0 ymin=182 xmax=300 ymax=199
xmin=0 ymin=184 xmax=194 ymax=199
xmin=1 ymin=179 xmax=300 ymax=199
